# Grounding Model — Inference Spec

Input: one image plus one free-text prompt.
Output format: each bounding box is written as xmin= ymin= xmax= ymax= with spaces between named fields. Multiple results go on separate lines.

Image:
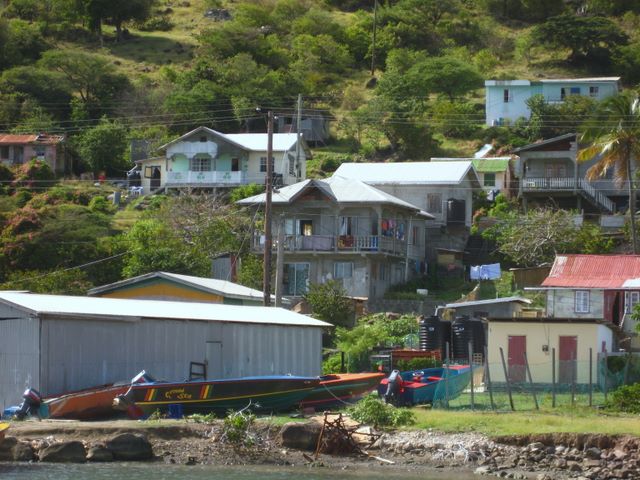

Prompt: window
xmin=625 ymin=291 xmax=640 ymax=313
xmin=427 ymin=193 xmax=442 ymax=214
xmin=34 ymin=147 xmax=46 ymax=159
xmin=289 ymin=155 xmax=295 ymax=176
xmin=339 ymin=216 xmax=356 ymax=236
xmin=411 ymin=226 xmax=420 ymax=246
xmin=575 ymin=290 xmax=590 ymax=313
xmin=0 ymin=146 xmax=8 ymax=159
xmin=199 ymin=136 xmax=207 ymax=142
xmin=560 ymin=88 xmax=566 ymax=100
xmin=334 ymin=262 xmax=353 ymax=279
xmin=284 ymin=263 xmax=309 ymax=295
xmin=231 ymin=158 xmax=239 ymax=172
xmin=503 ymin=89 xmax=512 ymax=103
xmin=545 ymin=163 xmax=567 ymax=178
xmin=379 ymin=263 xmax=388 ymax=281
xmin=561 ymin=87 xmax=581 ymax=100
xmin=190 ymin=155 xmax=211 ymax=172
xmin=484 ymin=173 xmax=496 ymax=187
xmin=589 ymin=86 xmax=599 ymax=97
xmin=570 ymin=87 xmax=581 ymax=95
xmin=259 ymin=156 xmax=274 ymax=173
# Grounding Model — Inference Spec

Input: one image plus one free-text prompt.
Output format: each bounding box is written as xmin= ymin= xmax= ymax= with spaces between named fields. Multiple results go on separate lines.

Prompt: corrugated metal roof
xmin=0 ymin=134 xmax=38 ymax=144
xmin=512 ymin=133 xmax=576 ymax=153
xmin=444 ymin=296 xmax=532 ymax=309
xmin=471 ymin=159 xmax=510 ymax=173
xmin=334 ymin=161 xmax=479 ymax=186
xmin=158 ymin=126 xmax=299 ymax=152
xmin=0 ymin=292 xmax=331 ymax=327
xmin=237 ymin=176 xmax=434 ymax=218
xmin=88 ymin=271 xmax=270 ymax=301
xmin=0 ymin=134 xmax=63 ymax=145
xmin=541 ymin=254 xmax=640 ymax=288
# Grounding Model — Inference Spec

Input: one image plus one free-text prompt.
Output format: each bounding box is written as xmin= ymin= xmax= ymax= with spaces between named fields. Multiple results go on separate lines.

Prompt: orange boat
xmin=0 ymin=422 xmax=9 ymax=443
xmin=43 ymin=383 xmax=131 ymax=420
xmin=299 ymin=372 xmax=385 ymax=410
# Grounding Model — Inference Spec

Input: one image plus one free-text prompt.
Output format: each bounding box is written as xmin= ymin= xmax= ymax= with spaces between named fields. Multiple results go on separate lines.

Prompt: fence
xmin=427 ymin=346 xmax=640 ymax=411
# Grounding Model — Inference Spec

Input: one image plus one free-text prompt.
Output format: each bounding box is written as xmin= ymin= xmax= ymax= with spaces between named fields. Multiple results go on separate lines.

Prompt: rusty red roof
xmin=541 ymin=254 xmax=640 ymax=288
xmin=0 ymin=134 xmax=63 ymax=145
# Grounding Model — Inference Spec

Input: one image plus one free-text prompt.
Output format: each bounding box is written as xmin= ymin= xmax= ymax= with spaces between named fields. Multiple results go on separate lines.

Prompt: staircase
xmin=521 ymin=177 xmax=615 ymax=213
xmin=577 ymin=179 xmax=615 ymax=213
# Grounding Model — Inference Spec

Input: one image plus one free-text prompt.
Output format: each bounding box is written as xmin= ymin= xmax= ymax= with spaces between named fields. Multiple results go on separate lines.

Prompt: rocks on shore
xmin=0 ymin=433 xmax=153 ymax=463
xmin=279 ymin=421 xmax=322 ymax=451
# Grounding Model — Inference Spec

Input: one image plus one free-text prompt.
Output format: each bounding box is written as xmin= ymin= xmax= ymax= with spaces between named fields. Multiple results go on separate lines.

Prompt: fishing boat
xmin=0 ymin=422 xmax=9 ymax=444
xmin=118 ymin=374 xmax=320 ymax=418
xmin=299 ymin=372 xmax=385 ymax=410
xmin=378 ymin=365 xmax=471 ymax=406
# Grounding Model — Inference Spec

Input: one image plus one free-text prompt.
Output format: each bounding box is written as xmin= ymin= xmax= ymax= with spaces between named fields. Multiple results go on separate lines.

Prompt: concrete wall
xmin=0 ymin=307 xmax=40 ymax=411
xmin=487 ymin=321 xmax=613 ymax=383
xmin=546 ymin=289 xmax=604 ymax=319
xmin=486 ymin=84 xmax=534 ymax=126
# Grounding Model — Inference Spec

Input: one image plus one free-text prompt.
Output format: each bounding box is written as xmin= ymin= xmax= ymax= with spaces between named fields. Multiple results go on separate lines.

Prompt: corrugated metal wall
xmin=0 ymin=307 xmax=40 ymax=410
xmin=40 ymin=317 xmax=322 ymax=395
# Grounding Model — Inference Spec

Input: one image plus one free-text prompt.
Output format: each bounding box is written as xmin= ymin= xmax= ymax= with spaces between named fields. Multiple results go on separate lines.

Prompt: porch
xmin=521 ymin=177 xmax=614 ymax=213
xmin=166 ymin=171 xmax=248 ymax=186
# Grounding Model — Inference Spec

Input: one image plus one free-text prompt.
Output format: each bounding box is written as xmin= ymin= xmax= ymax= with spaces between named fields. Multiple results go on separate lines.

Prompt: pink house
xmin=0 ymin=134 xmax=67 ymax=174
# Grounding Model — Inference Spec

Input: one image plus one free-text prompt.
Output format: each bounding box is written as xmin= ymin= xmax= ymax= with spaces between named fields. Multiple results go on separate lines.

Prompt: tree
xmin=304 ymin=280 xmax=354 ymax=328
xmin=78 ymin=118 xmax=129 ymax=175
xmin=82 ymin=0 xmax=154 ymax=41
xmin=579 ymin=92 xmax=640 ymax=253
xmin=532 ymin=15 xmax=627 ymax=64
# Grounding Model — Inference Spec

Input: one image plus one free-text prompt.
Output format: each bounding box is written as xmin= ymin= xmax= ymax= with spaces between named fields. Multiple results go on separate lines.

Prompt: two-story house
xmin=513 ymin=132 xmax=626 ymax=214
xmin=333 ymin=161 xmax=481 ymax=261
xmin=237 ymin=176 xmax=433 ymax=298
xmin=485 ymin=77 xmax=620 ymax=126
xmin=432 ymin=157 xmax=513 ymax=197
xmin=0 ymin=133 xmax=67 ymax=174
xmin=137 ymin=126 xmax=309 ymax=194
xmin=486 ymin=254 xmax=628 ymax=386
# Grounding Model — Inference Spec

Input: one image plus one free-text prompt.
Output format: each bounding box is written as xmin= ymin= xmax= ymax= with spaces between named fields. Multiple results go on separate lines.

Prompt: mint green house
xmin=137 ymin=126 xmax=309 ymax=194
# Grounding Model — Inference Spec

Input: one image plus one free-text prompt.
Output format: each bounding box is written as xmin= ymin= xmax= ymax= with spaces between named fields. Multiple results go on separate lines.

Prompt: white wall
xmin=546 ymin=289 xmax=604 ymax=319
xmin=487 ymin=321 xmax=612 ymax=383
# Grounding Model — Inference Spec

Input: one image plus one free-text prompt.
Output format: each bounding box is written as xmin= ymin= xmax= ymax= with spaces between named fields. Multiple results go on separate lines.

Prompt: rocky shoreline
xmin=1 ymin=419 xmax=639 ymax=480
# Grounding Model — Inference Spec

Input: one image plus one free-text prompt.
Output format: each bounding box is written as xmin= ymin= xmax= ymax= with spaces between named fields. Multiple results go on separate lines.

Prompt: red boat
xmin=299 ymin=372 xmax=385 ymax=410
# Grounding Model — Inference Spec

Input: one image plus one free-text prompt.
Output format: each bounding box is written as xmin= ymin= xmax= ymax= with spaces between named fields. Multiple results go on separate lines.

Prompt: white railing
xmin=166 ymin=171 xmax=245 ymax=185
xmin=522 ymin=177 xmax=614 ymax=212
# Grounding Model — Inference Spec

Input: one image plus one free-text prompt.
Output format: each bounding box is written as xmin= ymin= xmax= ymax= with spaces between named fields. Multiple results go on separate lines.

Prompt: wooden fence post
xmin=484 ymin=346 xmax=495 ymax=411
xmin=552 ymin=347 xmax=556 ymax=408
xmin=523 ymin=351 xmax=539 ymax=410
xmin=468 ymin=341 xmax=474 ymax=410
xmin=589 ymin=348 xmax=593 ymax=407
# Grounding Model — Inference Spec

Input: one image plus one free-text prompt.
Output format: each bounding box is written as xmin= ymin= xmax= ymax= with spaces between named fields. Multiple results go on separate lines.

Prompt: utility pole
xmin=295 ymin=94 xmax=302 ymax=180
xmin=371 ymin=0 xmax=378 ymax=76
xmin=275 ymin=214 xmax=285 ymax=307
xmin=263 ymin=110 xmax=274 ymax=306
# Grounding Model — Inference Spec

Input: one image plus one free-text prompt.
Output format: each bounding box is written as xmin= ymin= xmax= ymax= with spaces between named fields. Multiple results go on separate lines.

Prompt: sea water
xmin=0 ymin=463 xmax=477 ymax=480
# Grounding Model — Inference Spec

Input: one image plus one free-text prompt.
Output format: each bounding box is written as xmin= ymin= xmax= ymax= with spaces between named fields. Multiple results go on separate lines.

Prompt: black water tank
xmin=419 ymin=316 xmax=441 ymax=351
xmin=447 ymin=199 xmax=465 ymax=224
xmin=451 ymin=316 xmax=486 ymax=360
xmin=440 ymin=320 xmax=452 ymax=359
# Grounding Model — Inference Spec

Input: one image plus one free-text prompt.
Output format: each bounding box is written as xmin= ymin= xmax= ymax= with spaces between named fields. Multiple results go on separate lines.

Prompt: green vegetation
xmin=304 ymin=280 xmax=354 ymax=328
xmin=605 ymin=383 xmax=640 ymax=414
xmin=348 ymin=393 xmax=416 ymax=428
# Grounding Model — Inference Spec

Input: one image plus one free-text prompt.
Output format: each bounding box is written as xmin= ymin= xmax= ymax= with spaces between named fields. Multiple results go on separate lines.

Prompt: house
xmin=88 ymin=271 xmax=272 ymax=306
xmin=0 ymin=291 xmax=329 ymax=409
xmin=333 ymin=161 xmax=481 ymax=261
xmin=442 ymin=296 xmax=532 ymax=319
xmin=275 ymin=109 xmax=332 ymax=146
xmin=136 ymin=126 xmax=310 ymax=194
xmin=0 ymin=133 xmax=67 ymax=174
xmin=236 ymin=176 xmax=433 ymax=298
xmin=513 ymin=133 xmax=623 ymax=214
xmin=432 ymin=157 xmax=512 ymax=197
xmin=485 ymin=77 xmax=620 ymax=126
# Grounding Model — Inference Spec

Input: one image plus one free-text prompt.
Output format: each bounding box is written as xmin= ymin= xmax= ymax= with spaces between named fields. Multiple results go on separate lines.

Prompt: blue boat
xmin=378 ymin=365 xmax=471 ymax=406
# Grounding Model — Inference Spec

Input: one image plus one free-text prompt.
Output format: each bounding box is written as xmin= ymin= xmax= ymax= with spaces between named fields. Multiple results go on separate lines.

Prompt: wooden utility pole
xmin=263 ymin=110 xmax=274 ymax=306
xmin=295 ymin=94 xmax=302 ymax=180
xmin=275 ymin=214 xmax=285 ymax=307
xmin=371 ymin=0 xmax=378 ymax=76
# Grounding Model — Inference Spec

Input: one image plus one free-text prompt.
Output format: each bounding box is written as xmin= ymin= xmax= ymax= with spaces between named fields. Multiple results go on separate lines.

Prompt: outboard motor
xmin=383 ymin=370 xmax=403 ymax=406
xmin=16 ymin=388 xmax=42 ymax=420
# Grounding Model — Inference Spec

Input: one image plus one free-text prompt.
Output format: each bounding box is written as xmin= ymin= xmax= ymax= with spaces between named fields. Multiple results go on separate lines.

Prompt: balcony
xmin=521 ymin=177 xmax=614 ymax=213
xmin=252 ymin=234 xmax=422 ymax=258
xmin=166 ymin=171 xmax=246 ymax=186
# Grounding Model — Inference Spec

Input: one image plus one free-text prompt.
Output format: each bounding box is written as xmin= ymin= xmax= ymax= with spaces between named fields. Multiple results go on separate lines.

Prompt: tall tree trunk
xmin=627 ymin=153 xmax=639 ymax=254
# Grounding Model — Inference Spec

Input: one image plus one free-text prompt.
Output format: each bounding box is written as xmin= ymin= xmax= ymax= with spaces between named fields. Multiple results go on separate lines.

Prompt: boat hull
xmin=300 ymin=373 xmax=385 ymax=410
xmin=44 ymin=384 xmax=130 ymax=420
xmin=126 ymin=376 xmax=319 ymax=417
xmin=378 ymin=365 xmax=471 ymax=406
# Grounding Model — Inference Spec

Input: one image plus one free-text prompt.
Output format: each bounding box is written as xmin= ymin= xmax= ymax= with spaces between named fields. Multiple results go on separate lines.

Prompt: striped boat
xmin=299 ymin=373 xmax=385 ymax=410
xmin=120 ymin=375 xmax=320 ymax=417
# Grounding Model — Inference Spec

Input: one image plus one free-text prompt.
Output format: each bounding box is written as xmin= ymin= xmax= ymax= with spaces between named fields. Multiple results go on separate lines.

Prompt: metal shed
xmin=0 ymin=292 xmax=331 ymax=410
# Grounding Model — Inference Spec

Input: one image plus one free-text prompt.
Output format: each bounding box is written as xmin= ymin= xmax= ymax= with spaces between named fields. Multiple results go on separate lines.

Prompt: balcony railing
xmin=166 ymin=171 xmax=246 ymax=186
xmin=252 ymin=234 xmax=420 ymax=258
xmin=522 ymin=177 xmax=614 ymax=213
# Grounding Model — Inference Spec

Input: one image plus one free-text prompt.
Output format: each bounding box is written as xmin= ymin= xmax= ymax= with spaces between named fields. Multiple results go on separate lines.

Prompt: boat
xmin=118 ymin=374 xmax=320 ymax=417
xmin=378 ymin=365 xmax=471 ymax=406
xmin=299 ymin=372 xmax=385 ymax=410
xmin=40 ymin=372 xmax=154 ymax=420
xmin=0 ymin=422 xmax=9 ymax=444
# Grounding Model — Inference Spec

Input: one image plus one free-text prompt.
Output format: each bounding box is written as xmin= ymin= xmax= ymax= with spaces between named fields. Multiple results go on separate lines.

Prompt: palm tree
xmin=579 ymin=92 xmax=640 ymax=254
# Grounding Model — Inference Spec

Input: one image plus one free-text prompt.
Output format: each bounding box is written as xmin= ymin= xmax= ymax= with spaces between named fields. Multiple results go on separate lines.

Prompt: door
xmin=206 ymin=341 xmax=223 ymax=379
xmin=558 ymin=336 xmax=577 ymax=384
xmin=150 ymin=166 xmax=161 ymax=189
xmin=507 ymin=335 xmax=526 ymax=383
xmin=231 ymin=158 xmax=239 ymax=171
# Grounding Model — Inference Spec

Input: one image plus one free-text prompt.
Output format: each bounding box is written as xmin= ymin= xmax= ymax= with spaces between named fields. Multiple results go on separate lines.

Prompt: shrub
xmin=13 ymin=189 xmax=32 ymax=208
xmin=304 ymin=280 xmax=354 ymax=328
xmin=12 ymin=159 xmax=55 ymax=190
xmin=137 ymin=15 xmax=174 ymax=32
xmin=222 ymin=409 xmax=256 ymax=447
xmin=88 ymin=195 xmax=116 ymax=214
xmin=396 ymin=357 xmax=441 ymax=371
xmin=348 ymin=394 xmax=415 ymax=428
xmin=605 ymin=383 xmax=640 ymax=414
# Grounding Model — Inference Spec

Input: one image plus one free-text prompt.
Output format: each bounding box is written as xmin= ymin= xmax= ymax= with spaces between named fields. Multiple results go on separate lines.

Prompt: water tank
xmin=419 ymin=316 xmax=441 ymax=351
xmin=451 ymin=316 xmax=486 ymax=360
xmin=447 ymin=199 xmax=466 ymax=224
xmin=440 ymin=320 xmax=452 ymax=360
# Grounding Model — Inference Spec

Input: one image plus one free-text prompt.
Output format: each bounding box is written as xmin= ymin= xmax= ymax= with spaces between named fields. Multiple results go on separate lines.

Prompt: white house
xmin=485 ymin=77 xmax=620 ymax=126
xmin=432 ymin=157 xmax=512 ymax=196
xmin=137 ymin=126 xmax=310 ymax=194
